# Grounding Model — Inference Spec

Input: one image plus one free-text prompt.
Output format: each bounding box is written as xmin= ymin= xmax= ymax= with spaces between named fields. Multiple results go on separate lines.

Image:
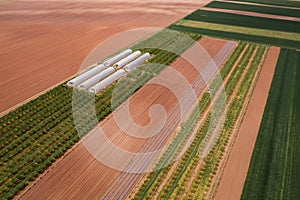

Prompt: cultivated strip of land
xmin=207 ymin=1 xmax=300 ymax=18
xmin=215 ymin=0 xmax=300 ymax=10
xmin=201 ymin=7 xmax=300 ymax=22
xmin=241 ymin=48 xmax=300 ymax=200
xmin=213 ymin=46 xmax=280 ymax=200
xmin=175 ymin=20 xmax=300 ymax=41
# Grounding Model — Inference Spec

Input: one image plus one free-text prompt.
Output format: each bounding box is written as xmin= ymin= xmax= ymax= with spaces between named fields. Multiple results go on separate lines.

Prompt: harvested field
xmin=20 ymin=38 xmax=234 ymax=200
xmin=213 ymin=46 xmax=280 ymax=200
xmin=0 ymin=0 xmax=205 ymax=114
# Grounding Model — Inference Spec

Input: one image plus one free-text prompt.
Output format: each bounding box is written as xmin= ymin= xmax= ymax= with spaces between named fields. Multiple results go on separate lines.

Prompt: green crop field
xmin=232 ymin=0 xmax=300 ymax=8
xmin=175 ymin=20 xmax=300 ymax=42
xmin=169 ymin=10 xmax=300 ymax=49
xmin=206 ymin=1 xmax=300 ymax=18
xmin=184 ymin=10 xmax=300 ymax=34
xmin=0 ymin=30 xmax=201 ymax=199
xmin=169 ymin=24 xmax=300 ymax=49
xmin=242 ymin=49 xmax=300 ymax=200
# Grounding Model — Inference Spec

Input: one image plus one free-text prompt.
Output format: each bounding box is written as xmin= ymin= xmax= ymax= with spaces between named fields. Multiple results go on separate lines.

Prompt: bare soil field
xmin=20 ymin=38 xmax=232 ymax=200
xmin=0 ymin=0 xmax=208 ymax=114
xmin=201 ymin=7 xmax=300 ymax=21
xmin=213 ymin=46 xmax=280 ymax=200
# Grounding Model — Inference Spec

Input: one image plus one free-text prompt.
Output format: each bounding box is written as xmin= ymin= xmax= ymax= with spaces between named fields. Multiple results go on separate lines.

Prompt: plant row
xmin=132 ymin=42 xmax=248 ymax=199
xmin=155 ymin=44 xmax=262 ymax=199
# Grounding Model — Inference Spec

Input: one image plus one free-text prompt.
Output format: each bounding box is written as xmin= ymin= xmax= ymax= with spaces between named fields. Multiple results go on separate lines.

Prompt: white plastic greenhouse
xmin=124 ymin=53 xmax=150 ymax=72
xmin=78 ymin=67 xmax=115 ymax=90
xmin=67 ymin=49 xmax=150 ymax=94
xmin=89 ymin=69 xmax=126 ymax=94
xmin=67 ymin=64 xmax=105 ymax=87
xmin=103 ymin=49 xmax=133 ymax=67
xmin=113 ymin=51 xmax=142 ymax=69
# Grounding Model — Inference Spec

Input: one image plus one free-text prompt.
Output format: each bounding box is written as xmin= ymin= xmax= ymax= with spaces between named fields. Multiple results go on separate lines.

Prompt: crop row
xmin=131 ymin=42 xmax=248 ymax=199
xmin=156 ymin=44 xmax=263 ymax=199
xmin=185 ymin=45 xmax=266 ymax=199
xmin=0 ymin=31 xmax=201 ymax=199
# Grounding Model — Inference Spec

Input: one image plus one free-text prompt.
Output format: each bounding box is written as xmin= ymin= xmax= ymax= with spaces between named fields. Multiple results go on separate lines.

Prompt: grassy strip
xmin=206 ymin=1 xmax=300 ymax=18
xmin=169 ymin=25 xmax=300 ymax=50
xmin=132 ymin=42 xmax=247 ymax=199
xmin=0 ymin=30 xmax=201 ymax=199
xmin=176 ymin=20 xmax=300 ymax=42
xmin=241 ymin=49 xmax=300 ymax=200
xmin=184 ymin=10 xmax=300 ymax=34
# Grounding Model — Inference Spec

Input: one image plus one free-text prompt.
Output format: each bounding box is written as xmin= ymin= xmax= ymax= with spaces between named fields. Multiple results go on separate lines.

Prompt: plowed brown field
xmin=0 ymin=0 xmax=209 ymax=114
xmin=20 ymin=38 xmax=234 ymax=200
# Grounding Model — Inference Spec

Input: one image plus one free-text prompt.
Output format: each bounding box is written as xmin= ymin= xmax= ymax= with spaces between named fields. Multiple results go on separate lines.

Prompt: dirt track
xmin=20 ymin=38 xmax=231 ymax=200
xmin=213 ymin=46 xmax=280 ymax=200
xmin=0 ymin=0 xmax=209 ymax=114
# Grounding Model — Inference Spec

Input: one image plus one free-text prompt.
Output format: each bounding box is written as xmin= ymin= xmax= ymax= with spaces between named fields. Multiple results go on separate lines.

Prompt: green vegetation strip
xmin=231 ymin=0 xmax=300 ymax=8
xmin=132 ymin=42 xmax=253 ymax=199
xmin=160 ymin=44 xmax=265 ymax=199
xmin=242 ymin=49 xmax=300 ymax=200
xmin=176 ymin=20 xmax=300 ymax=42
xmin=182 ymin=45 xmax=265 ymax=199
xmin=184 ymin=10 xmax=300 ymax=34
xmin=206 ymin=1 xmax=300 ymax=18
xmin=0 ymin=30 xmax=201 ymax=199
xmin=169 ymin=24 xmax=300 ymax=50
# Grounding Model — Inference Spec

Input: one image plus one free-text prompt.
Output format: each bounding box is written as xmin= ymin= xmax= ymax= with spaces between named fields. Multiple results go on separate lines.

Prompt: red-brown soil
xmin=213 ymin=46 xmax=280 ymax=200
xmin=0 ymin=0 xmax=209 ymax=114
xmin=20 ymin=38 xmax=231 ymax=200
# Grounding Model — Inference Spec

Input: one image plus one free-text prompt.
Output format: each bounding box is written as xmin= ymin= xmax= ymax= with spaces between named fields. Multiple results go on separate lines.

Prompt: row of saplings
xmin=132 ymin=43 xmax=266 ymax=200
